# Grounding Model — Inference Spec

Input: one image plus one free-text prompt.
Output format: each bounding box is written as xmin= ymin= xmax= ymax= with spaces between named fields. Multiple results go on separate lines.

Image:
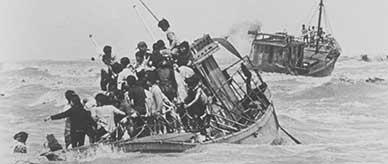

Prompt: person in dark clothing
xmin=101 ymin=45 xmax=116 ymax=91
xmin=135 ymin=41 xmax=152 ymax=67
xmin=126 ymin=76 xmax=147 ymax=115
xmin=175 ymin=41 xmax=193 ymax=67
xmin=150 ymin=41 xmax=165 ymax=68
xmin=184 ymin=75 xmax=207 ymax=131
xmin=44 ymin=95 xmax=97 ymax=148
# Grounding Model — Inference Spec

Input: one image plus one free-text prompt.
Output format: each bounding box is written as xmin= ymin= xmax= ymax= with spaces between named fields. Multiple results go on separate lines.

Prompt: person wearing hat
xmin=157 ymin=18 xmax=180 ymax=51
xmin=13 ymin=131 xmax=28 ymax=153
xmin=135 ymin=41 xmax=152 ymax=71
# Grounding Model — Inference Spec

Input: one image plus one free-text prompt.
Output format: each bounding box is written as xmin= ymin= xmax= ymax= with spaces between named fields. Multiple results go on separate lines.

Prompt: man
xmin=45 ymin=95 xmax=97 ymax=148
xmin=91 ymin=93 xmax=126 ymax=141
xmin=135 ymin=41 xmax=152 ymax=70
xmin=301 ymin=24 xmax=309 ymax=43
xmin=126 ymin=76 xmax=147 ymax=116
xmin=100 ymin=45 xmax=116 ymax=91
xmin=157 ymin=19 xmax=180 ymax=51
xmin=117 ymin=57 xmax=137 ymax=90
xmin=150 ymin=40 xmax=165 ymax=68
xmin=175 ymin=41 xmax=194 ymax=67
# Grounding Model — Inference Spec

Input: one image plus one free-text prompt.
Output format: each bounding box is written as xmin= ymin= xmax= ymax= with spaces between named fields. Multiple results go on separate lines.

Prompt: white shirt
xmin=117 ymin=67 xmax=137 ymax=90
xmin=91 ymin=105 xmax=125 ymax=133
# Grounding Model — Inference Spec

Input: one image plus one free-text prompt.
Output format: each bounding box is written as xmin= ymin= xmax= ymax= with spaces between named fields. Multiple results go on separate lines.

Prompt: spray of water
xmin=226 ymin=20 xmax=262 ymax=56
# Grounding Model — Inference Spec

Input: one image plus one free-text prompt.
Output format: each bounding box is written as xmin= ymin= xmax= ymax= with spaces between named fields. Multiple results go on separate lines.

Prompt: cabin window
xmin=251 ymin=45 xmax=264 ymax=65
xmin=273 ymin=47 xmax=284 ymax=65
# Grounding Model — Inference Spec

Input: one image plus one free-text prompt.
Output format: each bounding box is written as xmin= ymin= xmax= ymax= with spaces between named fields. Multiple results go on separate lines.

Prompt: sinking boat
xmin=248 ymin=0 xmax=341 ymax=77
xmin=41 ymin=35 xmax=280 ymax=161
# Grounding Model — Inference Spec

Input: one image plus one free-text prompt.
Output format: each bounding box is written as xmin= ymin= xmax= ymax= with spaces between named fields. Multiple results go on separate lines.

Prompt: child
xmin=13 ymin=131 xmax=28 ymax=153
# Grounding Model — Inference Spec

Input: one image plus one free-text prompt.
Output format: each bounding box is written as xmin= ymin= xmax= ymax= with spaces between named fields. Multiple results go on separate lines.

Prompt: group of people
xmin=42 ymin=19 xmax=211 ymax=149
xmin=301 ymin=24 xmax=326 ymax=46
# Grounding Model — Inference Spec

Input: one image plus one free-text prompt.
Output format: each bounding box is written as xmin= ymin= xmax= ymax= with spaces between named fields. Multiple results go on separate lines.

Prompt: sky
xmin=0 ymin=0 xmax=387 ymax=61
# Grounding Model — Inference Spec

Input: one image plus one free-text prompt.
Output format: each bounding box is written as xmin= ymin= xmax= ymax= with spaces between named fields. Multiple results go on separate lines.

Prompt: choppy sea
xmin=1 ymin=54 xmax=388 ymax=164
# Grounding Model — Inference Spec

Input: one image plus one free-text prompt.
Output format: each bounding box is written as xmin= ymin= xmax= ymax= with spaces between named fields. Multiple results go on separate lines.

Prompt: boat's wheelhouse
xmin=191 ymin=35 xmax=270 ymax=125
xmin=249 ymin=32 xmax=307 ymax=69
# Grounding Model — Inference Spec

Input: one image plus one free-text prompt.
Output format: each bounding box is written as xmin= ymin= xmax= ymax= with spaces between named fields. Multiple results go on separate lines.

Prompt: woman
xmin=45 ymin=95 xmax=97 ymax=148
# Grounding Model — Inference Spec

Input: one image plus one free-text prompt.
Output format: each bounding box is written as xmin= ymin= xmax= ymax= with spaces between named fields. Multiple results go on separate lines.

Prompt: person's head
xmin=185 ymin=75 xmax=200 ymax=89
xmin=137 ymin=41 xmax=148 ymax=52
xmin=135 ymin=54 xmax=144 ymax=64
xmin=69 ymin=94 xmax=82 ymax=107
xmin=64 ymin=90 xmax=76 ymax=104
xmin=179 ymin=41 xmax=190 ymax=54
xmin=120 ymin=57 xmax=130 ymax=68
xmin=111 ymin=62 xmax=123 ymax=74
xmin=14 ymin=131 xmax=28 ymax=144
xmin=156 ymin=40 xmax=166 ymax=49
xmin=95 ymin=93 xmax=109 ymax=106
xmin=158 ymin=19 xmax=170 ymax=32
xmin=312 ymin=26 xmax=315 ymax=30
xmin=103 ymin=45 xmax=112 ymax=55
xmin=302 ymin=24 xmax=305 ymax=29
xmin=126 ymin=75 xmax=137 ymax=87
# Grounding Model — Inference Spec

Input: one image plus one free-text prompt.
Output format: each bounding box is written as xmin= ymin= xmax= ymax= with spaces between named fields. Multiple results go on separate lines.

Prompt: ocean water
xmin=1 ymin=55 xmax=388 ymax=164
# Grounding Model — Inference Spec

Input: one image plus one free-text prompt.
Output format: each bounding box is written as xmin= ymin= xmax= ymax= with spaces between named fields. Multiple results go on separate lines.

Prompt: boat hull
xmin=250 ymin=49 xmax=340 ymax=77
xmin=42 ymin=105 xmax=280 ymax=161
xmin=208 ymin=104 xmax=279 ymax=145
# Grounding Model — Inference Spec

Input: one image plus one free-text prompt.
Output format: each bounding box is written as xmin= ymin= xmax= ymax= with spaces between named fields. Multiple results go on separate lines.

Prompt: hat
xmin=137 ymin=41 xmax=147 ymax=49
xmin=14 ymin=131 xmax=28 ymax=143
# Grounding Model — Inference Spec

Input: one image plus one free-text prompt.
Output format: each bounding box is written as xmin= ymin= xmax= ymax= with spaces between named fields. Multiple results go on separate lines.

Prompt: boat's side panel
xmin=211 ymin=105 xmax=279 ymax=145
xmin=117 ymin=142 xmax=196 ymax=153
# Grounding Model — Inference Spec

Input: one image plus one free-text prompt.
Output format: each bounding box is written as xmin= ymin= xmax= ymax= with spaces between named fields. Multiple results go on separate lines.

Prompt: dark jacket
xmin=51 ymin=105 xmax=96 ymax=132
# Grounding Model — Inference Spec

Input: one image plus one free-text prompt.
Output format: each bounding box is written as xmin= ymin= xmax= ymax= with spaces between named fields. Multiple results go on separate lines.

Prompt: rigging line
xmin=300 ymin=2 xmax=319 ymax=26
xmin=323 ymin=7 xmax=334 ymax=35
xmin=128 ymin=0 xmax=156 ymax=41
xmin=307 ymin=6 xmax=319 ymax=26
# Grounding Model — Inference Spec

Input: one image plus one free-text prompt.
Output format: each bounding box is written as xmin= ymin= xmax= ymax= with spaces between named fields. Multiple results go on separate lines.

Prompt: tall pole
xmin=315 ymin=0 xmax=324 ymax=53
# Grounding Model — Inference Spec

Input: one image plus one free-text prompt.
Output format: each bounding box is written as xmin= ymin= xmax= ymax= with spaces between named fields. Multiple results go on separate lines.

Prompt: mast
xmin=315 ymin=0 xmax=324 ymax=53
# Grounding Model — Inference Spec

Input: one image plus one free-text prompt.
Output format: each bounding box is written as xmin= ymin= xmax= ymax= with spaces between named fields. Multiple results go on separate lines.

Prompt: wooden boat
xmin=248 ymin=0 xmax=341 ymax=77
xmin=41 ymin=35 xmax=280 ymax=161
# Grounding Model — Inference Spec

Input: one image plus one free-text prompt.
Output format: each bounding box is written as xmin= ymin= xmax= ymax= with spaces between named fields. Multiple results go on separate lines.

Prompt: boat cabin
xmin=191 ymin=34 xmax=270 ymax=124
xmin=248 ymin=32 xmax=307 ymax=69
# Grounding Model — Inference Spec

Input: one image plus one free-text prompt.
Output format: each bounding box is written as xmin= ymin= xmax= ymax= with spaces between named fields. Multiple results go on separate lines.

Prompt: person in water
xmin=13 ymin=131 xmax=28 ymax=153
xmin=63 ymin=90 xmax=76 ymax=148
xmin=44 ymin=94 xmax=97 ymax=148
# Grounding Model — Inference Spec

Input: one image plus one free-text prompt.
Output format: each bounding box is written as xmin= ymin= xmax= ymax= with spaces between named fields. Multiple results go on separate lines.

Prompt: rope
xmin=323 ymin=6 xmax=334 ymax=35
xmin=307 ymin=6 xmax=319 ymax=26
xmin=129 ymin=0 xmax=156 ymax=41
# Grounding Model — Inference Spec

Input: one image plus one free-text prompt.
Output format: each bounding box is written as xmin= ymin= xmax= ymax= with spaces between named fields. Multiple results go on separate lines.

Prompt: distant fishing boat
xmin=41 ymin=35 xmax=281 ymax=161
xmin=248 ymin=0 xmax=341 ymax=77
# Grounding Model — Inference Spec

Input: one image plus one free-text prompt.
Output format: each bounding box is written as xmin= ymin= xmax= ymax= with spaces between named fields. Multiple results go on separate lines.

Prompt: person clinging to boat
xmin=44 ymin=94 xmax=97 ymax=148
